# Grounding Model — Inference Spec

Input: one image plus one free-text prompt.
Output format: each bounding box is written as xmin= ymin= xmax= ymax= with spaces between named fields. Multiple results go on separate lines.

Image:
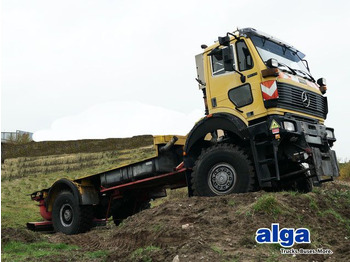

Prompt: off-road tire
xmin=294 ymin=173 xmax=313 ymax=193
xmin=191 ymin=143 xmax=256 ymax=196
xmin=273 ymin=164 xmax=313 ymax=193
xmin=52 ymin=191 xmax=94 ymax=235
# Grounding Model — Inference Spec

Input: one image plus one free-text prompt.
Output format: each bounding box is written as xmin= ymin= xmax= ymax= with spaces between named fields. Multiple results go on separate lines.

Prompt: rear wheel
xmin=52 ymin=191 xmax=94 ymax=234
xmin=191 ymin=144 xmax=256 ymax=196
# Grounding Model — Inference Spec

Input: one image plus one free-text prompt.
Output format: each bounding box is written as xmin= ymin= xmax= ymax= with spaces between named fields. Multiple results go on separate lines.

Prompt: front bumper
xmin=248 ymin=115 xmax=339 ymax=185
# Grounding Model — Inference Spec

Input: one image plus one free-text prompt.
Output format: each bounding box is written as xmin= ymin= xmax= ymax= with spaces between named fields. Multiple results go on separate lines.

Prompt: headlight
xmin=283 ymin=121 xmax=295 ymax=132
xmin=326 ymin=129 xmax=334 ymax=139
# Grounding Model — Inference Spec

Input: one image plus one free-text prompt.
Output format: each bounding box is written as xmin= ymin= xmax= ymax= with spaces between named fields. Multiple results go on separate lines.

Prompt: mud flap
xmin=312 ymin=148 xmax=339 ymax=183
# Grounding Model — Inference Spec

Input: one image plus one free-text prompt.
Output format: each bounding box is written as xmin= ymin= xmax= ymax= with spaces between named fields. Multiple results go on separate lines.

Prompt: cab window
xmin=211 ymin=46 xmax=235 ymax=76
xmin=236 ymin=40 xmax=253 ymax=71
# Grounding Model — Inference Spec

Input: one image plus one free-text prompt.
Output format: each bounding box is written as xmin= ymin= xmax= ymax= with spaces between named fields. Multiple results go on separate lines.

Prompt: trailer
xmin=28 ymin=28 xmax=339 ymax=235
xmin=28 ymin=135 xmax=188 ymax=234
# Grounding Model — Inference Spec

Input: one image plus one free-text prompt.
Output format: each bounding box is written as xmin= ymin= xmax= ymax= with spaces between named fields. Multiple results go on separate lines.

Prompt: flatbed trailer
xmin=28 ymin=135 xmax=189 ymax=234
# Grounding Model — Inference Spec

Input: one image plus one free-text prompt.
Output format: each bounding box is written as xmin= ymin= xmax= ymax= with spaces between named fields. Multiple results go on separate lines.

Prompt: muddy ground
xmin=2 ymin=182 xmax=350 ymax=262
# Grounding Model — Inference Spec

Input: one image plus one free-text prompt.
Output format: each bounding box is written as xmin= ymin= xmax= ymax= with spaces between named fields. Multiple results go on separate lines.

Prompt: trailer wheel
xmin=52 ymin=191 xmax=94 ymax=234
xmin=191 ymin=143 xmax=255 ymax=196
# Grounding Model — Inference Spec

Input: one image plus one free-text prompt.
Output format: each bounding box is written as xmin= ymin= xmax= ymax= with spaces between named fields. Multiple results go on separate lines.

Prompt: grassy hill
xmin=1 ymin=137 xmax=350 ymax=261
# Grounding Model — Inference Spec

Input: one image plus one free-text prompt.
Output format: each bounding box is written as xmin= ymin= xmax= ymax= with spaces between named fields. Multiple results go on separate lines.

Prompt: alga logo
xmin=255 ymin=223 xmax=310 ymax=248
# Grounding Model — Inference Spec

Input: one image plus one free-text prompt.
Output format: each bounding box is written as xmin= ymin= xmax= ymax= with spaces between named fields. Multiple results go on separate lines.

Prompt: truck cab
xmin=195 ymin=28 xmax=326 ymax=123
xmin=187 ymin=28 xmax=338 ymax=195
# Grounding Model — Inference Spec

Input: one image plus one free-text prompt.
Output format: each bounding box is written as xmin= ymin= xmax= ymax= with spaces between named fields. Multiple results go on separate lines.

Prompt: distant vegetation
xmin=5 ymin=132 xmax=32 ymax=144
xmin=339 ymin=161 xmax=350 ymax=181
xmin=1 ymin=135 xmax=153 ymax=163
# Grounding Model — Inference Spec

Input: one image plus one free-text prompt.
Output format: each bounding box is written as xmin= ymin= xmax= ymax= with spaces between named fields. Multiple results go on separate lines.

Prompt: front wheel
xmin=52 ymin=191 xmax=94 ymax=234
xmin=272 ymin=163 xmax=313 ymax=193
xmin=191 ymin=144 xmax=256 ymax=196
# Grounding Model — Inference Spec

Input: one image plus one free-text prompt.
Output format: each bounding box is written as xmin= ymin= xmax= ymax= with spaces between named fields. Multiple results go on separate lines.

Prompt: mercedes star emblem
xmin=301 ymin=91 xmax=310 ymax=108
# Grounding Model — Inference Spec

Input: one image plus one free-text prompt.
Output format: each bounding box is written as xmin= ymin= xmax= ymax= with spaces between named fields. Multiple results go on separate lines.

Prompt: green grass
xmin=211 ymin=245 xmax=223 ymax=255
xmin=302 ymin=194 xmax=319 ymax=210
xmin=2 ymin=241 xmax=79 ymax=261
xmin=339 ymin=161 xmax=350 ymax=180
xmin=2 ymin=241 xmax=110 ymax=262
xmin=319 ymin=208 xmax=350 ymax=231
xmin=131 ymin=245 xmax=161 ymax=262
xmin=228 ymin=200 xmax=235 ymax=206
xmin=252 ymin=194 xmax=283 ymax=218
xmin=152 ymin=224 xmax=162 ymax=232
xmin=86 ymin=250 xmax=109 ymax=259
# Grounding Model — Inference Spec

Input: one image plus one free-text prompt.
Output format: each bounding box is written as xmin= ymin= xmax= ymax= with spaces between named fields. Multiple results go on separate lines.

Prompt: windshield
xmin=250 ymin=35 xmax=310 ymax=75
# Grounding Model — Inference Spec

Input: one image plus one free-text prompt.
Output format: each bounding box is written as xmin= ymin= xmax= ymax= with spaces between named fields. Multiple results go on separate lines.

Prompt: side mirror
xmin=218 ymin=36 xmax=231 ymax=46
xmin=266 ymin=58 xmax=278 ymax=68
xmin=317 ymin=78 xmax=327 ymax=94
xmin=317 ymin=78 xmax=326 ymax=86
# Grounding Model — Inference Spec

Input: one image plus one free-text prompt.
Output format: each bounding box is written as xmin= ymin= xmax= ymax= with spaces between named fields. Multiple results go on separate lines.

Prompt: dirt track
xmin=3 ymin=182 xmax=350 ymax=262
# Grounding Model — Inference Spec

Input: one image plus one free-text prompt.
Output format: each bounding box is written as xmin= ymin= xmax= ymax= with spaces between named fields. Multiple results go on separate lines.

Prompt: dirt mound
xmin=1 ymin=135 xmax=153 ymax=162
xmin=1 ymin=228 xmax=42 ymax=245
xmin=40 ymin=182 xmax=350 ymax=261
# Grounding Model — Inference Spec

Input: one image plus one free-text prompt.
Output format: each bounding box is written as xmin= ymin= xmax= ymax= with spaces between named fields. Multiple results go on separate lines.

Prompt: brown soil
xmin=4 ymin=182 xmax=349 ymax=262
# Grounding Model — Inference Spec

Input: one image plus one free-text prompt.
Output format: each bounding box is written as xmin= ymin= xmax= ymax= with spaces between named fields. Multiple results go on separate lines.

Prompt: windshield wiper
xmin=293 ymin=69 xmax=316 ymax=83
xmin=277 ymin=62 xmax=297 ymax=75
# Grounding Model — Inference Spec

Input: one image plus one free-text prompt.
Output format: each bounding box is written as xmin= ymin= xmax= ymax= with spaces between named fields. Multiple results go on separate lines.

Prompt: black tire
xmin=52 ymin=191 xmax=94 ymax=235
xmin=112 ymin=198 xmax=150 ymax=226
xmin=273 ymin=164 xmax=313 ymax=193
xmin=267 ymin=162 xmax=313 ymax=193
xmin=294 ymin=174 xmax=313 ymax=193
xmin=191 ymin=143 xmax=256 ymax=196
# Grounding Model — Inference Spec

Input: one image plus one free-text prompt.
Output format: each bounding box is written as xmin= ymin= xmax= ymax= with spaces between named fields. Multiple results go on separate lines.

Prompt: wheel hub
xmin=60 ymin=204 xmax=73 ymax=227
xmin=208 ymin=163 xmax=236 ymax=195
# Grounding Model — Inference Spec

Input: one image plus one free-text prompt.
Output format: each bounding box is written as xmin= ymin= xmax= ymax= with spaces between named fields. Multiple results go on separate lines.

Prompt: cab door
xmin=206 ymin=39 xmax=260 ymax=122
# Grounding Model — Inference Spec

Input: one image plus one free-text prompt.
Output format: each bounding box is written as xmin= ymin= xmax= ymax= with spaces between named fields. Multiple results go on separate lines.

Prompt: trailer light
xmin=326 ymin=129 xmax=334 ymax=139
xmin=283 ymin=121 xmax=295 ymax=132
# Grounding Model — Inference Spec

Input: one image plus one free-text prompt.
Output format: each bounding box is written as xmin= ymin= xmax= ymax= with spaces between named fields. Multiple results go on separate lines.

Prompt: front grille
xmin=273 ymin=83 xmax=328 ymax=119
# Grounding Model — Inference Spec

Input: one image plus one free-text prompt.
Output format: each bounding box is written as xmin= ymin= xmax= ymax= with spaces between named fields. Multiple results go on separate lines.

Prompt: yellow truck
xmin=28 ymin=28 xmax=339 ymax=234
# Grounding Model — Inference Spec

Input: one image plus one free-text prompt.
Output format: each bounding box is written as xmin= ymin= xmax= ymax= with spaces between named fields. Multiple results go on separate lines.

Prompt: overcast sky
xmin=1 ymin=0 xmax=350 ymax=159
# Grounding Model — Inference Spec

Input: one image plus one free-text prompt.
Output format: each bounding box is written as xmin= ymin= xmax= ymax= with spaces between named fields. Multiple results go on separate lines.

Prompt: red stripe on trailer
xmin=100 ymin=167 xmax=187 ymax=193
